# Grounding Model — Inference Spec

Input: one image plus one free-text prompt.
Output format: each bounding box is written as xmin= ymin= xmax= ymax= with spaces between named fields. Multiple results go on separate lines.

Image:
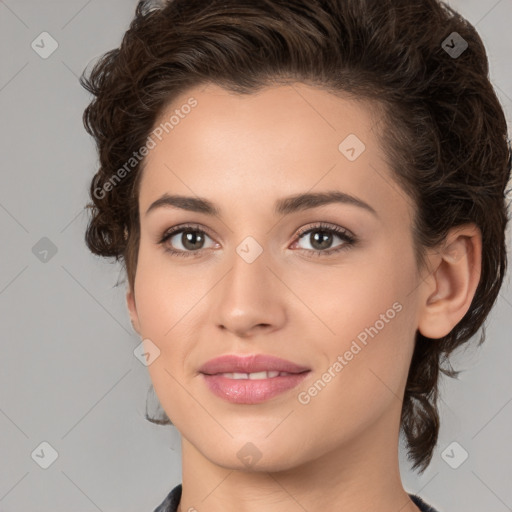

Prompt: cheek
xmin=292 ymin=249 xmax=411 ymax=345
xmin=304 ymin=248 xmax=417 ymax=409
xmin=133 ymin=245 xmax=207 ymax=336
xmin=295 ymin=304 xmax=416 ymax=451
xmin=132 ymin=250 xmax=211 ymax=396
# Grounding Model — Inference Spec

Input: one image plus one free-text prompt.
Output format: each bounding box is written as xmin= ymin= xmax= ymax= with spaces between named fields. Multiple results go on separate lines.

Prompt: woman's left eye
xmin=158 ymin=222 xmax=356 ymax=258
xmin=293 ymin=223 xmax=356 ymax=256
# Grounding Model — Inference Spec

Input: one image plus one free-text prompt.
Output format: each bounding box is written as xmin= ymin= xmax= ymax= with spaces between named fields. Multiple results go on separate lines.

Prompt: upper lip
xmin=199 ymin=354 xmax=311 ymax=375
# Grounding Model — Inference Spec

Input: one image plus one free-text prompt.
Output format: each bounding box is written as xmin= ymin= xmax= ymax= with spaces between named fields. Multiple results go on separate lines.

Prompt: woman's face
xmin=127 ymin=82 xmax=428 ymax=471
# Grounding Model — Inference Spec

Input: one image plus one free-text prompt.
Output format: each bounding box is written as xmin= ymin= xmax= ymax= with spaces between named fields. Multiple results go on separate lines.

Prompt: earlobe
xmin=126 ymin=288 xmax=141 ymax=336
xmin=417 ymin=224 xmax=482 ymax=339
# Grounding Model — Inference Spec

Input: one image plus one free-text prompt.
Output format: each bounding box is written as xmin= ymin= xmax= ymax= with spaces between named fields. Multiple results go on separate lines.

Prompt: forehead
xmin=138 ymin=82 xmax=411 ymax=224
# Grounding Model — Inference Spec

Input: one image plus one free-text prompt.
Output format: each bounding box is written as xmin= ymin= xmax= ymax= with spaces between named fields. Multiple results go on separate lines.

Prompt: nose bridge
xmin=225 ymin=237 xmax=272 ymax=307
xmin=213 ymin=235 xmax=285 ymax=335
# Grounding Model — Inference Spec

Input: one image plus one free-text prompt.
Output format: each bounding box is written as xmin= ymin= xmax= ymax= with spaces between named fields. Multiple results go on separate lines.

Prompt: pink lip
xmin=198 ymin=354 xmax=310 ymax=375
xmin=199 ymin=354 xmax=311 ymax=404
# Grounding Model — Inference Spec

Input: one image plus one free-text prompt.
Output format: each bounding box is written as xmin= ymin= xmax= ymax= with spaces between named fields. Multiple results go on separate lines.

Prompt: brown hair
xmin=80 ymin=0 xmax=511 ymax=473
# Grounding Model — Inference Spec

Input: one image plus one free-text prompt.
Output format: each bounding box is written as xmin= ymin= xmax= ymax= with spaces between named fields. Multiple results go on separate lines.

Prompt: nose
xmin=212 ymin=244 xmax=287 ymax=338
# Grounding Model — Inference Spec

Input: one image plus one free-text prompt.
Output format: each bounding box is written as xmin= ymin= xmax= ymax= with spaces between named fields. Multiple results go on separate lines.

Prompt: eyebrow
xmin=145 ymin=190 xmax=378 ymax=218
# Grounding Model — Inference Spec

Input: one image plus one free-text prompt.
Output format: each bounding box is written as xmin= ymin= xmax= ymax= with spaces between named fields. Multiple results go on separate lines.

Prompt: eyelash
xmin=157 ymin=222 xmax=357 ymax=258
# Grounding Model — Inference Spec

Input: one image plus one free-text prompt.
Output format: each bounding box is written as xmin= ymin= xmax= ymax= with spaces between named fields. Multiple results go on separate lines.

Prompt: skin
xmin=126 ymin=83 xmax=482 ymax=512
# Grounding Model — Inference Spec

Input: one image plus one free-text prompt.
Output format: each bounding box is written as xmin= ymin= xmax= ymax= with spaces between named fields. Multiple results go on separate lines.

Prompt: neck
xmin=176 ymin=404 xmax=421 ymax=512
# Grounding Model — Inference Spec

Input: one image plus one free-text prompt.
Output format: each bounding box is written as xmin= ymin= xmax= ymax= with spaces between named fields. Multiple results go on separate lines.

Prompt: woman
xmin=80 ymin=0 xmax=511 ymax=511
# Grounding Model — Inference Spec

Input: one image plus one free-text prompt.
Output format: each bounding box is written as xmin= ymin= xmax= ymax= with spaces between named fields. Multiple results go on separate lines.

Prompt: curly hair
xmin=80 ymin=0 xmax=511 ymax=473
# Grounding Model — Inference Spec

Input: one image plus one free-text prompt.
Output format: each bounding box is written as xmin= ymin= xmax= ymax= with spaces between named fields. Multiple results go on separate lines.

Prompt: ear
xmin=126 ymin=287 xmax=142 ymax=336
xmin=417 ymin=223 xmax=482 ymax=339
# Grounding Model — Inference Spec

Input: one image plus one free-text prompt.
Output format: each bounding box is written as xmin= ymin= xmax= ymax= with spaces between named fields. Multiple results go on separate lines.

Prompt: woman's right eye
xmin=158 ymin=224 xmax=218 ymax=257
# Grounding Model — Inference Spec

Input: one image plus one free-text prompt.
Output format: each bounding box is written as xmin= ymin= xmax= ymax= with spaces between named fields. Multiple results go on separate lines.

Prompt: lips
xmin=199 ymin=354 xmax=311 ymax=404
xmin=198 ymin=353 xmax=311 ymax=375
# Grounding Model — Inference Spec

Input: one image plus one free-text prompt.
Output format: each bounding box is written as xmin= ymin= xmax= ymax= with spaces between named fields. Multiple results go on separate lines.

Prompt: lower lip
xmin=201 ymin=372 xmax=310 ymax=404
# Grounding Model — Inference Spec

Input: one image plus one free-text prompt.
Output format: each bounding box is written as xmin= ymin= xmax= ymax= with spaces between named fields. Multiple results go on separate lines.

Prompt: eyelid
xmin=295 ymin=222 xmax=355 ymax=240
xmin=159 ymin=222 xmax=216 ymax=240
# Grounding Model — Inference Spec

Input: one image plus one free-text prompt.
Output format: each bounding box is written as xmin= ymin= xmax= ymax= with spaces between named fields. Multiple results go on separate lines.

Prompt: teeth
xmin=220 ymin=371 xmax=285 ymax=380
xmin=249 ymin=371 xmax=280 ymax=379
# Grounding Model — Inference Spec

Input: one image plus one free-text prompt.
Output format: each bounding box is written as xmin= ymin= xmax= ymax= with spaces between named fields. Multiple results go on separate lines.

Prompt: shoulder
xmin=153 ymin=483 xmax=182 ymax=512
xmin=409 ymin=493 xmax=442 ymax=512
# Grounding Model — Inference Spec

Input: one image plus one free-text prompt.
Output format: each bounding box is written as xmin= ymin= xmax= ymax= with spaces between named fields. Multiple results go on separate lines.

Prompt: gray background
xmin=0 ymin=1 xmax=511 ymax=511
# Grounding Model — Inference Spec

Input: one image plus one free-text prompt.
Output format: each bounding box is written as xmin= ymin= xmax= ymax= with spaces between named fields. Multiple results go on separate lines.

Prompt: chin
xmin=201 ymin=437 xmax=305 ymax=473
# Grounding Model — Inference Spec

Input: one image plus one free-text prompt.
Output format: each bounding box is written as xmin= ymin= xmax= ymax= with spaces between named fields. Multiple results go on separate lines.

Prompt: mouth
xmin=198 ymin=354 xmax=311 ymax=404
